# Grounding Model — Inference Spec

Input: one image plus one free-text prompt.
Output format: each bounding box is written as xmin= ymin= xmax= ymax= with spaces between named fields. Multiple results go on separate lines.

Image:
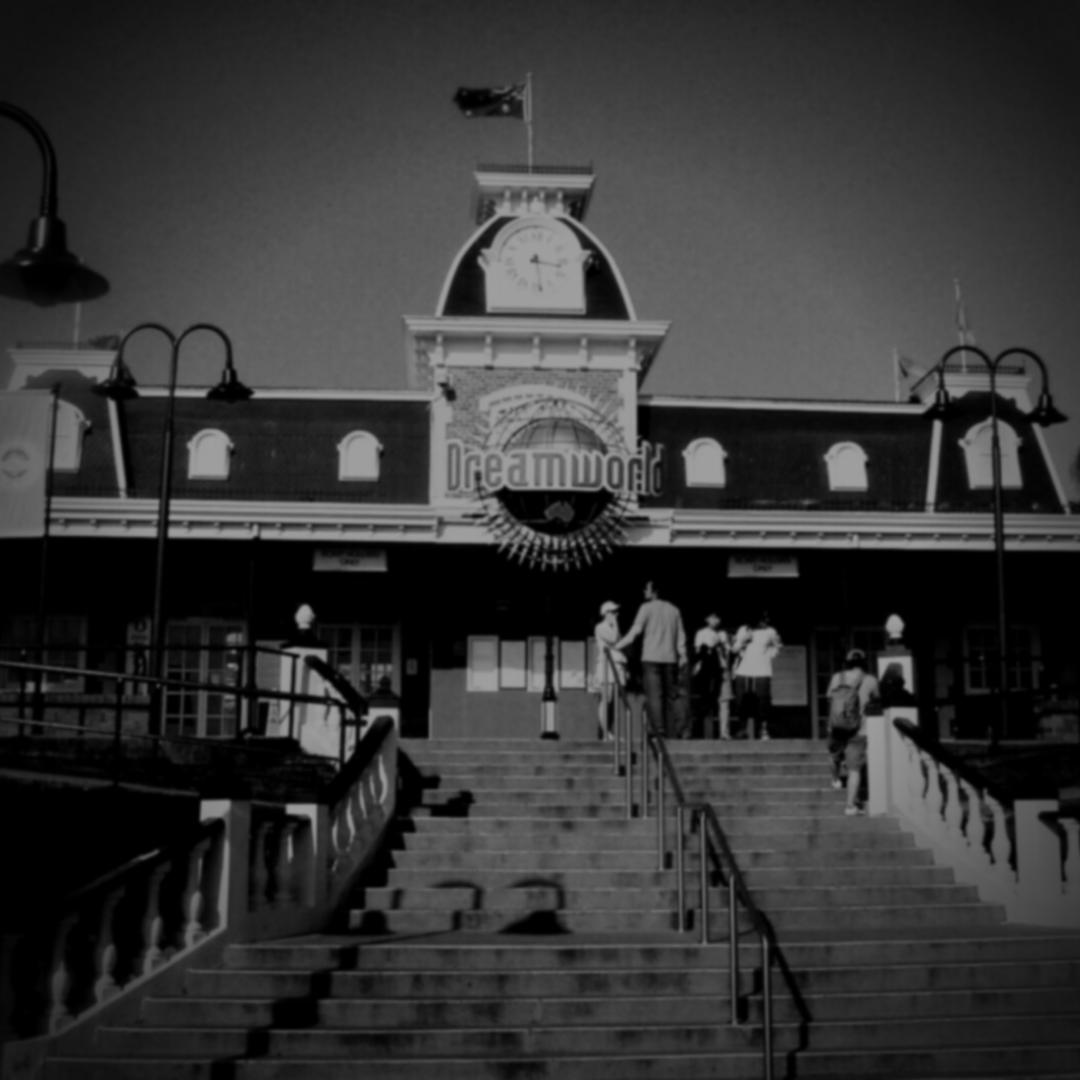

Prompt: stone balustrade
xmin=867 ymin=707 xmax=1080 ymax=928
xmin=1 ymin=716 xmax=398 ymax=1080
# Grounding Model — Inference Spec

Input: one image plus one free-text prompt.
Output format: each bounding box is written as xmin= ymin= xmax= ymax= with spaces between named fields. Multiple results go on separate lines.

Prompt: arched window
xmin=824 ymin=442 xmax=869 ymax=491
xmin=338 ymin=431 xmax=382 ymax=481
xmin=187 ymin=429 xmax=233 ymax=480
xmin=51 ymin=401 xmax=89 ymax=473
xmin=959 ymin=420 xmax=1022 ymax=489
xmin=682 ymin=438 xmax=727 ymax=487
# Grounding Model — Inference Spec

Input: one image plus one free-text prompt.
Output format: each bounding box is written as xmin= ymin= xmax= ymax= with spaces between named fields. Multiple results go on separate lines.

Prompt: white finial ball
xmin=295 ymin=604 xmax=316 ymax=630
xmin=885 ymin=614 xmax=905 ymax=641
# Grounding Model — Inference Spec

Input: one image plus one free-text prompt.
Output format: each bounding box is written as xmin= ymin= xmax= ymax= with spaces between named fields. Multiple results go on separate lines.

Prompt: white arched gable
xmin=959 ymin=420 xmax=1022 ymax=489
xmin=683 ymin=438 xmax=727 ymax=488
xmin=187 ymin=429 xmax=233 ymax=480
xmin=434 ymin=215 xmax=638 ymax=320
xmin=338 ymin=431 xmax=382 ymax=481
xmin=824 ymin=442 xmax=869 ymax=491
xmin=52 ymin=401 xmax=90 ymax=473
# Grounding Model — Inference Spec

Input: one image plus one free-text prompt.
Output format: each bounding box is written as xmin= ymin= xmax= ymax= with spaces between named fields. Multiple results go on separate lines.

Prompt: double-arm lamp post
xmin=0 ymin=102 xmax=108 ymax=305
xmin=924 ymin=344 xmax=1066 ymax=746
xmin=94 ymin=324 xmax=253 ymax=732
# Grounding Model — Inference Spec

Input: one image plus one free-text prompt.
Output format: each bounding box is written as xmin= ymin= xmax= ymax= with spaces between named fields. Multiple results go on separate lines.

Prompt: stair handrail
xmin=602 ymin=652 xmax=811 ymax=1080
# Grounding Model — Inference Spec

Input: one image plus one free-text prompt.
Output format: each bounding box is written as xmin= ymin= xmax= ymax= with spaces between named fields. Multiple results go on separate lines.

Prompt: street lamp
xmin=924 ymin=344 xmax=1067 ymax=746
xmin=94 ymin=323 xmax=253 ymax=732
xmin=0 ymin=102 xmax=109 ymax=305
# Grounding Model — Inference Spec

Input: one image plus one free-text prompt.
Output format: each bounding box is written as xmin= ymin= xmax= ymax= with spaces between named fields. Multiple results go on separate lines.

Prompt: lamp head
xmin=206 ymin=365 xmax=254 ymax=404
xmin=92 ymin=357 xmax=139 ymax=402
xmin=1028 ymin=389 xmax=1067 ymax=428
xmin=924 ymin=384 xmax=956 ymax=422
xmin=0 ymin=216 xmax=109 ymax=306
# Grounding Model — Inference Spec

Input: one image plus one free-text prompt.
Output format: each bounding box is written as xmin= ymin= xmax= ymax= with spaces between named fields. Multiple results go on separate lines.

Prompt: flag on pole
xmin=893 ymin=349 xmax=927 ymax=402
xmin=453 ymin=84 xmax=527 ymax=119
xmin=0 ymin=391 xmax=52 ymax=537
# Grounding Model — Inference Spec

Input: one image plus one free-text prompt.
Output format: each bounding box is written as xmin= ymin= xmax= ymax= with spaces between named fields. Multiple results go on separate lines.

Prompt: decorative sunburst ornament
xmin=468 ymin=399 xmax=643 ymax=571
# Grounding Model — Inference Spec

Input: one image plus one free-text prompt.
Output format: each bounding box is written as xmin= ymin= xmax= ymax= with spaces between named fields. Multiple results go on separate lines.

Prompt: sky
xmin=2 ymin=0 xmax=1079 ymax=497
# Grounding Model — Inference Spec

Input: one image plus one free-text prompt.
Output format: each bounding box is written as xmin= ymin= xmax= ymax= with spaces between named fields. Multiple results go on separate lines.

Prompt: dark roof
xmin=119 ymin=397 xmax=430 ymax=504
xmin=639 ymin=403 xmax=932 ymax=511
xmin=439 ymin=216 xmax=631 ymax=319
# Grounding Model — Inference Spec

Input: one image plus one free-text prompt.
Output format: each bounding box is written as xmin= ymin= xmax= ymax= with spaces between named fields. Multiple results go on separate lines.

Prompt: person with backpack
xmin=825 ymin=649 xmax=881 ymax=815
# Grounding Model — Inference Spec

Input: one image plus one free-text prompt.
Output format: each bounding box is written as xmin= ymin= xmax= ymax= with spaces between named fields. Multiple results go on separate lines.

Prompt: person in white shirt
xmin=732 ymin=613 xmax=782 ymax=740
xmin=594 ymin=601 xmax=627 ymax=741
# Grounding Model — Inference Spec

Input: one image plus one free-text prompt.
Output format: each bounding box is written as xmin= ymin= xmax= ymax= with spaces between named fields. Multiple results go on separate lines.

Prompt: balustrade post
xmin=181 ymin=837 xmax=214 ymax=948
xmin=200 ymin=799 xmax=252 ymax=935
xmin=92 ymin=887 xmax=125 ymax=1005
xmin=250 ymin=819 xmax=275 ymax=911
xmin=287 ymin=803 xmax=329 ymax=911
xmin=728 ymin=876 xmax=739 ymax=1026
xmin=274 ymin=820 xmax=301 ymax=910
xmin=656 ymin=745 xmax=666 ymax=871
xmin=698 ymin=812 xmax=709 ymax=946
xmin=137 ymin=863 xmax=171 ymax=976
xmin=942 ymin=765 xmax=965 ymax=846
xmin=46 ymin=913 xmax=79 ymax=1033
xmin=959 ymin=778 xmax=989 ymax=869
xmin=986 ymin=794 xmax=1014 ymax=881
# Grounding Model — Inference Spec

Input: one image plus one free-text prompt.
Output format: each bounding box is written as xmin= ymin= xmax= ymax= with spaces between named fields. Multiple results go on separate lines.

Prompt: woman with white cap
xmin=594 ymin=601 xmax=627 ymax=740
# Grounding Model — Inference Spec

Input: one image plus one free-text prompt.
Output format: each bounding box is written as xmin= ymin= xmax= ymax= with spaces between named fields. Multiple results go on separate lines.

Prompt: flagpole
xmin=526 ymin=72 xmax=534 ymax=169
xmin=954 ymin=278 xmax=969 ymax=373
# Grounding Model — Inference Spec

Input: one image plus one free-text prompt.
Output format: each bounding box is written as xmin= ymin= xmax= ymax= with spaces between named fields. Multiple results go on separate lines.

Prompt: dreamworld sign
xmin=446 ymin=439 xmax=664 ymax=497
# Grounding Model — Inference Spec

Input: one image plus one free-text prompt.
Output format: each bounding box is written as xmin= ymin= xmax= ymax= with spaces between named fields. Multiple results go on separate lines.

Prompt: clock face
xmin=483 ymin=218 xmax=586 ymax=313
xmin=499 ymin=225 xmax=572 ymax=298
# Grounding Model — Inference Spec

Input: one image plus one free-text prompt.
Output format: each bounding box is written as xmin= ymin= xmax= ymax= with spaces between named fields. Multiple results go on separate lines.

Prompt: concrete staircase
xmin=41 ymin=738 xmax=1080 ymax=1078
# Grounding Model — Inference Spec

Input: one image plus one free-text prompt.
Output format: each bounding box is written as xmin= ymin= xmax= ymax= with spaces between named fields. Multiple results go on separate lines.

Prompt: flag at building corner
xmin=0 ymin=391 xmax=52 ymax=537
xmin=453 ymin=84 xmax=527 ymax=119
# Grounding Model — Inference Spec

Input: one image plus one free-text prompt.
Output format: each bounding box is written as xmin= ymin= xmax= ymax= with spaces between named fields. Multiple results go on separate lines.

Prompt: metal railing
xmin=602 ymin=649 xmax=811 ymax=1079
xmin=0 ymin=650 xmax=367 ymax=776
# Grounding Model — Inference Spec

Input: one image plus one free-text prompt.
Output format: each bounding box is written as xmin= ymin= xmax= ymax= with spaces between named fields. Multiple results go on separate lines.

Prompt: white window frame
xmin=963 ymin=624 xmax=1041 ymax=695
xmin=824 ymin=442 xmax=869 ymax=492
xmin=683 ymin=438 xmax=727 ymax=488
xmin=337 ymin=431 xmax=382 ymax=481
xmin=187 ymin=429 xmax=233 ymax=480
xmin=959 ymin=420 xmax=1022 ymax=490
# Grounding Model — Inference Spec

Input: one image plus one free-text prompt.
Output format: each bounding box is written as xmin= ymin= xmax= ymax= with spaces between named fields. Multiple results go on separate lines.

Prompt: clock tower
xmin=405 ymin=164 xmax=670 ymax=567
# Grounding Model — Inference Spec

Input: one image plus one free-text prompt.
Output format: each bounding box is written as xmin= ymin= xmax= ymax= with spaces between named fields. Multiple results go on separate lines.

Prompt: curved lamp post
xmin=0 ymin=102 xmax=109 ymax=305
xmin=94 ymin=323 xmax=253 ymax=732
xmin=924 ymin=344 xmax=1067 ymax=746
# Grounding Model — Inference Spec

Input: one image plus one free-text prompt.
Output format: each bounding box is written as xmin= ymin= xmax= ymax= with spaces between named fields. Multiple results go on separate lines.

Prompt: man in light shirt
xmin=616 ymin=580 xmax=688 ymax=739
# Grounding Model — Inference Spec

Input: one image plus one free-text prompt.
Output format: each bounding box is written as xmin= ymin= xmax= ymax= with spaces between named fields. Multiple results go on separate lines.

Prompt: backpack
xmin=828 ymin=673 xmax=864 ymax=731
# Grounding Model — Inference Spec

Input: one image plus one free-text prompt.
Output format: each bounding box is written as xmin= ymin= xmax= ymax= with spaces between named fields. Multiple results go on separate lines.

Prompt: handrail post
xmin=624 ymin=692 xmax=633 ymax=820
xmin=762 ymin=933 xmax=774 ymax=1080
xmin=729 ymin=875 xmax=740 ymax=1025
xmin=676 ymin=804 xmax=685 ymax=931
xmin=699 ymin=810 xmax=709 ymax=945
xmin=640 ymin=715 xmax=649 ymax=817
xmin=656 ymin=742 xmax=666 ymax=870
